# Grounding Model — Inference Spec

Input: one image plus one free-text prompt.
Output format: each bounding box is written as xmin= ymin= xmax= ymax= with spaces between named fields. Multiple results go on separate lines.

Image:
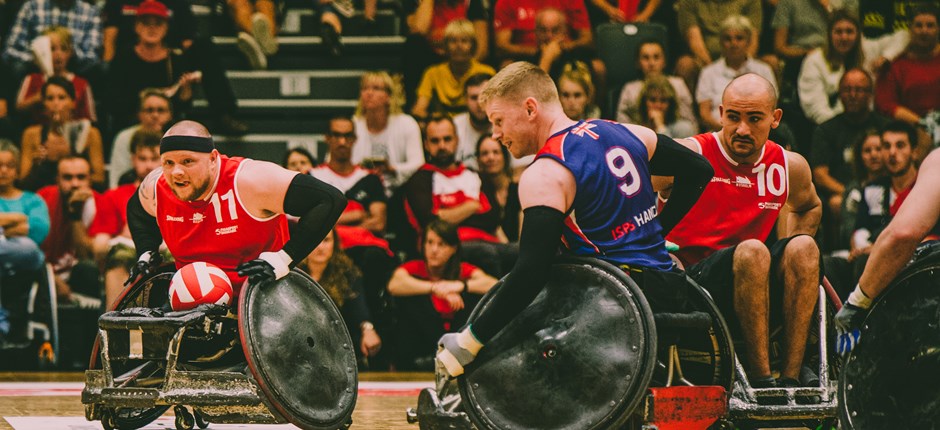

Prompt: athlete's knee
xmin=783 ymin=235 xmax=820 ymax=274
xmin=733 ymin=240 xmax=771 ymax=271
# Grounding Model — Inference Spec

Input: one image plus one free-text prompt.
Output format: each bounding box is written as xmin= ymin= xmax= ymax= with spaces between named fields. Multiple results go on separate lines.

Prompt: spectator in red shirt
xmin=15 ymin=26 xmax=96 ymax=126
xmin=102 ymin=129 xmax=161 ymax=307
xmin=875 ymin=4 xmax=940 ymax=130
xmin=494 ymin=0 xmax=592 ymax=62
xmin=400 ymin=116 xmax=516 ymax=276
xmin=38 ymin=156 xmax=120 ymax=307
xmin=499 ymin=8 xmax=607 ymax=103
xmin=387 ymin=219 xmax=497 ymax=370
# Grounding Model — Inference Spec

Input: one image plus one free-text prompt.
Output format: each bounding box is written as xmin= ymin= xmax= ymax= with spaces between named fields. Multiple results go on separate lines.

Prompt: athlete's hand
xmin=836 ymin=285 xmax=873 ymax=357
xmin=436 ymin=328 xmax=483 ymax=378
xmin=125 ymin=250 xmax=162 ymax=286
xmin=835 ymin=303 xmax=867 ymax=357
xmin=237 ymin=250 xmax=292 ymax=284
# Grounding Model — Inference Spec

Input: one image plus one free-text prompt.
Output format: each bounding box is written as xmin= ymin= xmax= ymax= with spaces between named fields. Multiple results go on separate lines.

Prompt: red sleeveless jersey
xmin=155 ymin=156 xmax=290 ymax=291
xmin=667 ymin=133 xmax=789 ymax=266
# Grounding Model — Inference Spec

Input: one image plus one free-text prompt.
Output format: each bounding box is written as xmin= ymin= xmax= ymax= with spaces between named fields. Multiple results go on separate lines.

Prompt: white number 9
xmin=606 ymin=147 xmax=641 ymax=196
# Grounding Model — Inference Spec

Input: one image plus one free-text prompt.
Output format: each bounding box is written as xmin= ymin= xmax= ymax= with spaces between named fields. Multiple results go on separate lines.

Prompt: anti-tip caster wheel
xmin=100 ymin=409 xmax=116 ymax=430
xmin=194 ymin=410 xmax=210 ymax=429
xmin=174 ymin=405 xmax=195 ymax=430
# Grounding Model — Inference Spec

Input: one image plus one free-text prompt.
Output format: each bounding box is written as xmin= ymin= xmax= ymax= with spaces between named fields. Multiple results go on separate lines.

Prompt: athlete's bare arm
xmin=234 ymin=160 xmax=300 ymax=218
xmin=518 ymin=157 xmax=575 ymax=213
xmin=622 ymin=124 xmax=658 ymax=160
xmin=138 ymin=168 xmax=163 ymax=216
xmin=859 ymin=149 xmax=940 ymax=300
xmin=782 ymin=151 xmax=822 ymax=237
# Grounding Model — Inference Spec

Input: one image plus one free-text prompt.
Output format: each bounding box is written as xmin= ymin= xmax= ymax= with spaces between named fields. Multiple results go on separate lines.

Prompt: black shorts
xmin=686 ymin=235 xmax=818 ymax=330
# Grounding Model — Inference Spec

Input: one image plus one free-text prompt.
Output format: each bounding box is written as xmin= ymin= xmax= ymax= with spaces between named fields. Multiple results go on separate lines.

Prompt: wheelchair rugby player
xmin=82 ymin=120 xmax=359 ymax=430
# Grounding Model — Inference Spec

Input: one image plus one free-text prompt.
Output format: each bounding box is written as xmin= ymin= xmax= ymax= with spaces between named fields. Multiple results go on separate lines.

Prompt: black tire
xmin=113 ymin=406 xmax=171 ymax=430
xmin=194 ymin=410 xmax=210 ymax=429
xmin=175 ymin=406 xmax=195 ymax=430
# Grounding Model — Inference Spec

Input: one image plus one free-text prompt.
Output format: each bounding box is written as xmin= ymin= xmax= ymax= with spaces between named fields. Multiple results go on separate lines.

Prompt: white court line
xmin=0 ymin=381 xmax=432 ymax=397
xmin=4 ymin=416 xmax=302 ymax=429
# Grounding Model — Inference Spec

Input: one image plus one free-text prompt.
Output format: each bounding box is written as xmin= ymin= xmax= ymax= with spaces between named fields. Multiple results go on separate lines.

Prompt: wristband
xmin=461 ymin=280 xmax=468 ymax=293
xmin=258 ymin=250 xmax=292 ymax=280
xmin=848 ymin=284 xmax=873 ymax=310
xmin=457 ymin=326 xmax=484 ymax=354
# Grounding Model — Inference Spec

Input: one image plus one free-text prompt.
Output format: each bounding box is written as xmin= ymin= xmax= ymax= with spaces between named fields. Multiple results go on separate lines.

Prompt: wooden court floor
xmin=0 ymin=372 xmax=433 ymax=430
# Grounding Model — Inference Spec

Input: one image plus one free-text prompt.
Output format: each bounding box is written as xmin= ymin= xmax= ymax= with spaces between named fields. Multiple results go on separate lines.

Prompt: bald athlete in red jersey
xmin=667 ymin=131 xmax=789 ymax=267
xmin=125 ymin=120 xmax=346 ymax=297
xmin=153 ymin=155 xmax=289 ymax=290
xmin=658 ymin=74 xmax=822 ymax=390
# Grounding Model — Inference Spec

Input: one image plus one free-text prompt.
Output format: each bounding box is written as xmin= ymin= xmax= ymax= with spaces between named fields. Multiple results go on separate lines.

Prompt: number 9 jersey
xmin=535 ymin=119 xmax=673 ymax=271
xmin=155 ymin=155 xmax=290 ymax=292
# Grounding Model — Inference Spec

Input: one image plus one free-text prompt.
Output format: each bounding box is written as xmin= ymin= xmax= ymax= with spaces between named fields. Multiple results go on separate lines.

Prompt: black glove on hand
xmin=236 ymin=259 xmax=276 ymax=284
xmin=236 ymin=250 xmax=292 ymax=285
xmin=124 ymin=250 xmax=162 ymax=286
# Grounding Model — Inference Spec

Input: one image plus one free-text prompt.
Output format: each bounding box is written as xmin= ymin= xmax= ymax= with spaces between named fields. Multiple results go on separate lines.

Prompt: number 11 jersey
xmin=535 ymin=119 xmax=672 ymax=271
xmin=155 ymin=155 xmax=290 ymax=290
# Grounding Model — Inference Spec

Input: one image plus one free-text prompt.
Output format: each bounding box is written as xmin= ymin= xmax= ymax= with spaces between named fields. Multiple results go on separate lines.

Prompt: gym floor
xmin=0 ymin=372 xmax=433 ymax=429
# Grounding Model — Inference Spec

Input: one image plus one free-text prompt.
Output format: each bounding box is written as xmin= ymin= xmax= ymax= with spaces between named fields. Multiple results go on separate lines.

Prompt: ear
xmin=524 ymin=97 xmax=539 ymax=120
xmin=771 ymin=108 xmax=783 ymax=129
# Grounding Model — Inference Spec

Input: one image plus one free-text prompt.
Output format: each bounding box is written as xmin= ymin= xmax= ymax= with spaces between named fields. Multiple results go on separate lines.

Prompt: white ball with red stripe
xmin=169 ymin=262 xmax=234 ymax=311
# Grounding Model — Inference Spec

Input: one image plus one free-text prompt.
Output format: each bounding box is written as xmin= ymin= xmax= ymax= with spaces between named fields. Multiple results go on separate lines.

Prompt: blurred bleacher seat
xmin=187 ymin=0 xmax=404 ymax=163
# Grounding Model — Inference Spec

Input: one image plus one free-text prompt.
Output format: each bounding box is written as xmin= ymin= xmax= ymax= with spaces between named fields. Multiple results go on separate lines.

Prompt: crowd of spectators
xmin=0 ymin=0 xmax=937 ymax=371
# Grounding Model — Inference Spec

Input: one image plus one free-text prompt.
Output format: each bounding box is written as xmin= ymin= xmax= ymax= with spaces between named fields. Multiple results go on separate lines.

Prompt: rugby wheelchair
xmin=0 ymin=263 xmax=58 ymax=370
xmin=839 ymin=241 xmax=940 ymax=429
xmin=407 ymin=256 xmax=842 ymax=429
xmin=81 ymin=264 xmax=359 ymax=430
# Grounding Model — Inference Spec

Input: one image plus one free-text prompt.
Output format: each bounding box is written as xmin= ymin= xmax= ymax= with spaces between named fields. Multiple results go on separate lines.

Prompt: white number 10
xmin=606 ymin=147 xmax=641 ymax=196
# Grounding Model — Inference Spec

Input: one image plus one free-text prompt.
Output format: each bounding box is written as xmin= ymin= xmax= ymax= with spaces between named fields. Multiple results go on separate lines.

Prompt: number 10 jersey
xmin=666 ymin=132 xmax=789 ymax=266
xmin=155 ymin=155 xmax=290 ymax=291
xmin=535 ymin=119 xmax=672 ymax=271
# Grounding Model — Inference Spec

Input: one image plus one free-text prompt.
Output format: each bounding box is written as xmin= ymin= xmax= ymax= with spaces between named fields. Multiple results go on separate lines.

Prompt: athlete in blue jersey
xmin=536 ymin=119 xmax=673 ymax=270
xmin=436 ymin=61 xmax=714 ymax=377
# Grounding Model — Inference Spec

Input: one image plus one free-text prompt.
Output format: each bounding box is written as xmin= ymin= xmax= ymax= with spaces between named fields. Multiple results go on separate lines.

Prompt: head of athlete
xmin=160 ymin=120 xmax=220 ymax=202
xmin=480 ymin=61 xmax=570 ymax=159
xmin=718 ymin=73 xmax=782 ymax=163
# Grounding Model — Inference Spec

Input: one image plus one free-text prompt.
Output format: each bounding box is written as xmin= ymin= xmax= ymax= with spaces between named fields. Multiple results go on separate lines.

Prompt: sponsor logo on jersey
xmin=190 ymin=213 xmax=205 ymax=224
xmin=165 ymin=215 xmax=184 ymax=222
xmin=735 ymin=176 xmax=753 ymax=188
xmin=711 ymin=177 xmax=732 ymax=185
xmin=215 ymin=225 xmax=238 ymax=235
xmin=758 ymin=202 xmax=783 ymax=210
xmin=634 ymin=204 xmax=659 ymax=228
xmin=611 ymin=221 xmax=636 ymax=240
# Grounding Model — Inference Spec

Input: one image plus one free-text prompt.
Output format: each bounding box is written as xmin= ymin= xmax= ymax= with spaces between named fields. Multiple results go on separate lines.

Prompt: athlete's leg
xmin=777 ymin=235 xmax=820 ymax=380
xmin=733 ymin=239 xmax=772 ymax=379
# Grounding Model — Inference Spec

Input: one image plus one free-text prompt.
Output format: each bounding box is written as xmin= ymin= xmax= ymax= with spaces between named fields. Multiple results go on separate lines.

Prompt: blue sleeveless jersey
xmin=535 ymin=120 xmax=672 ymax=270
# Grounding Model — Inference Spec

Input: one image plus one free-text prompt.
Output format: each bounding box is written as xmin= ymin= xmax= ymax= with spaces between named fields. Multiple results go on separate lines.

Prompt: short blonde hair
xmin=355 ymin=71 xmax=405 ymax=117
xmin=480 ymin=61 xmax=559 ymax=107
xmin=443 ymin=19 xmax=477 ymax=55
xmin=43 ymin=26 xmax=73 ymax=52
